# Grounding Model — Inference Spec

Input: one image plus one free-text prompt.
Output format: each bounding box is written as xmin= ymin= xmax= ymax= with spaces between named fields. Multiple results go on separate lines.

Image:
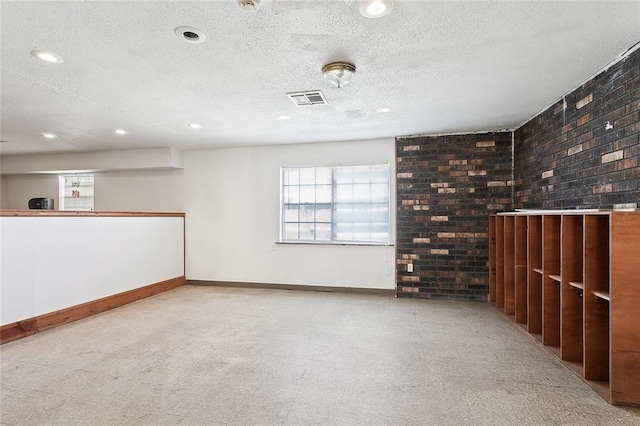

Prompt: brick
xmin=430 ymin=216 xmax=449 ymax=221
xmin=593 ymin=184 xmax=613 ymax=194
xmin=541 ymin=170 xmax=554 ymax=179
xmin=430 ymin=182 xmax=449 ymax=188
xmin=401 ymin=276 xmax=420 ymax=282
xmin=412 ymin=238 xmax=431 ymax=243
xmin=438 ymin=188 xmax=456 ymax=193
xmin=397 ymin=172 xmax=413 ymax=178
xmin=576 ymin=94 xmax=593 ymax=109
xmin=487 ymin=181 xmax=507 ymax=187
xmin=601 ymin=150 xmax=624 ymax=163
xmin=430 ymin=249 xmax=449 ymax=255
xmin=476 ymin=141 xmax=495 ymax=147
xmin=437 ymin=232 xmax=456 ymax=238
xmin=576 ymin=113 xmax=592 ymax=126
xmin=468 ymin=170 xmax=487 ymax=176
xmin=449 ymin=159 xmax=468 ymax=165
xmin=403 ymin=145 xmax=420 ymax=151
xmin=567 ymin=144 xmax=583 ymax=156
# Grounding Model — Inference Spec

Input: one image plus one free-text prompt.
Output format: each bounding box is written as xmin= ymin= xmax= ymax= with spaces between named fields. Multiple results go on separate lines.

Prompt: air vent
xmin=287 ymin=91 xmax=327 ymax=107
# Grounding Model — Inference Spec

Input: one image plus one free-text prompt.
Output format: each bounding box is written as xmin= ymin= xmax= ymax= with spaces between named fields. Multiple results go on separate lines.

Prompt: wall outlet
xmin=407 ymin=263 xmax=413 ymax=273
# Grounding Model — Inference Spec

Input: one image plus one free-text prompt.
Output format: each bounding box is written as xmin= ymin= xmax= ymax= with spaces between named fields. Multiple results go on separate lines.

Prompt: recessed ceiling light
xmin=237 ymin=0 xmax=261 ymax=11
xmin=113 ymin=129 xmax=129 ymax=135
xmin=174 ymin=26 xmax=206 ymax=44
xmin=359 ymin=0 xmax=394 ymax=18
xmin=375 ymin=107 xmax=392 ymax=113
xmin=42 ymin=133 xmax=57 ymax=139
xmin=188 ymin=123 xmax=203 ymax=129
xmin=31 ymin=50 xmax=64 ymax=64
xmin=278 ymin=115 xmax=291 ymax=120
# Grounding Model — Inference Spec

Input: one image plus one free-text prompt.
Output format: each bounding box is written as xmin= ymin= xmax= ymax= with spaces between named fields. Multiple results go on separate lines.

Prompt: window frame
xmin=58 ymin=174 xmax=95 ymax=211
xmin=279 ymin=163 xmax=392 ymax=246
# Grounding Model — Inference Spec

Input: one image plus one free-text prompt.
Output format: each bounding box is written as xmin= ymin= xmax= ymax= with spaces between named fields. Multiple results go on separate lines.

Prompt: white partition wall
xmin=0 ymin=213 xmax=184 ymax=325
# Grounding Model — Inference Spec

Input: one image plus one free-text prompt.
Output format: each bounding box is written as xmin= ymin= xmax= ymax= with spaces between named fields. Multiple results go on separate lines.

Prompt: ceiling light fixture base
xmin=322 ymin=62 xmax=356 ymax=89
xmin=237 ymin=0 xmax=261 ymax=11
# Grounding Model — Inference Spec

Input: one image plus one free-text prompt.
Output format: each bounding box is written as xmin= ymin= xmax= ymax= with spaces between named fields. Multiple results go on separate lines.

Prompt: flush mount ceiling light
xmin=359 ymin=0 xmax=394 ymax=18
xmin=31 ymin=49 xmax=64 ymax=64
xmin=41 ymin=132 xmax=57 ymax=139
xmin=113 ymin=129 xmax=129 ymax=135
xmin=188 ymin=123 xmax=203 ymax=129
xmin=174 ymin=26 xmax=206 ymax=44
xmin=237 ymin=0 xmax=261 ymax=11
xmin=322 ymin=62 xmax=356 ymax=89
xmin=375 ymin=107 xmax=392 ymax=113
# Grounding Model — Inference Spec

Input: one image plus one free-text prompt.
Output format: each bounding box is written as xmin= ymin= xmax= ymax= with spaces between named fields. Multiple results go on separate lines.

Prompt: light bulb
xmin=367 ymin=1 xmax=386 ymax=16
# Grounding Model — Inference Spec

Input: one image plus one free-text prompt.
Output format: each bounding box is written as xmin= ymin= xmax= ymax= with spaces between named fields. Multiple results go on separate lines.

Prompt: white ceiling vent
xmin=287 ymin=91 xmax=328 ymax=107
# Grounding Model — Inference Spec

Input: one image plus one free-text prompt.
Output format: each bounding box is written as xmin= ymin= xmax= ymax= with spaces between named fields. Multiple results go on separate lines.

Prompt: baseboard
xmin=0 ymin=276 xmax=185 ymax=345
xmin=187 ymin=280 xmax=395 ymax=296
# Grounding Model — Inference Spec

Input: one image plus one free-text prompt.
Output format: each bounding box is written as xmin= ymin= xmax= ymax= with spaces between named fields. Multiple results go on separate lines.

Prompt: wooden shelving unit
xmin=488 ymin=210 xmax=640 ymax=406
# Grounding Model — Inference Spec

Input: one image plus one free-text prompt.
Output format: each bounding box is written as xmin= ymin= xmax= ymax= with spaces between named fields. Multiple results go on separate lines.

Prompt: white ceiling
xmin=1 ymin=0 xmax=638 ymax=156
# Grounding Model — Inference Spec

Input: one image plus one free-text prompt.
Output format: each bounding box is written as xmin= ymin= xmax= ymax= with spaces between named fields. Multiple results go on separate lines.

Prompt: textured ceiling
xmin=1 ymin=0 xmax=639 ymax=155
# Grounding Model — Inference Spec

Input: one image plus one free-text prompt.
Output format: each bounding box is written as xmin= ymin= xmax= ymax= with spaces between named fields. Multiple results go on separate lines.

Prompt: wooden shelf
xmin=488 ymin=210 xmax=640 ymax=405
xmin=569 ymin=282 xmax=584 ymax=290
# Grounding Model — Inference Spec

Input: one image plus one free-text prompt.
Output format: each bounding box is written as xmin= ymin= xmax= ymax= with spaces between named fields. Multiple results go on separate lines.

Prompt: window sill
xmin=275 ymin=241 xmax=394 ymax=247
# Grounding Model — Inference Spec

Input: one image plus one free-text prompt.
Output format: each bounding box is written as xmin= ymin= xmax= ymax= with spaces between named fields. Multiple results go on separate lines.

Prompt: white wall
xmin=183 ymin=139 xmax=396 ymax=289
xmin=1 ymin=215 xmax=185 ymax=325
xmin=1 ymin=170 xmax=184 ymax=212
xmin=1 ymin=174 xmax=59 ymax=209
xmin=94 ymin=170 xmax=184 ymax=212
xmin=1 ymin=138 xmax=397 ymax=290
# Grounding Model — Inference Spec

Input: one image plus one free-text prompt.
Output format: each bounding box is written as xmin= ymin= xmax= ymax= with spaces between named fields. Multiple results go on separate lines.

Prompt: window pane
xmin=284 ymin=223 xmax=298 ymax=240
xmin=300 ymin=205 xmax=315 ymax=222
xmin=316 ymin=167 xmax=332 ymax=184
xmin=316 ymin=185 xmax=331 ymax=203
xmin=316 ymin=223 xmax=331 ymax=241
xmin=285 ymin=186 xmax=299 ymax=203
xmin=299 ymin=223 xmax=315 ymax=240
xmin=371 ymin=183 xmax=388 ymax=202
xmin=352 ymin=165 xmax=371 ymax=183
xmin=316 ymin=206 xmax=332 ymax=222
xmin=300 ymin=186 xmax=315 ymax=203
xmin=370 ymin=164 xmax=389 ymax=183
xmin=285 ymin=168 xmax=299 ymax=185
xmin=335 ymin=166 xmax=352 ymax=184
xmin=353 ymin=184 xmax=370 ymax=202
xmin=284 ymin=205 xmax=299 ymax=222
xmin=299 ymin=167 xmax=315 ymax=185
xmin=335 ymin=184 xmax=353 ymax=203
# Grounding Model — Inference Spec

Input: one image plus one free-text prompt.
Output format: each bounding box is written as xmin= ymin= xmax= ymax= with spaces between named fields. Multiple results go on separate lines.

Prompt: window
xmin=59 ymin=174 xmax=94 ymax=211
xmin=281 ymin=164 xmax=390 ymax=244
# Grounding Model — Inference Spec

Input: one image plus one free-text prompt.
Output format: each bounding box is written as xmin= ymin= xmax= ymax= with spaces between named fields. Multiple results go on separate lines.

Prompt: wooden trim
xmin=0 ymin=276 xmax=185 ymax=345
xmin=188 ymin=280 xmax=396 ymax=296
xmin=0 ymin=210 xmax=185 ymax=217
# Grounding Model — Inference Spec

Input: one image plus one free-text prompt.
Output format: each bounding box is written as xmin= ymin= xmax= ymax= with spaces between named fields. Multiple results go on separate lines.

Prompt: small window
xmin=59 ymin=174 xmax=94 ymax=211
xmin=281 ymin=164 xmax=390 ymax=244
